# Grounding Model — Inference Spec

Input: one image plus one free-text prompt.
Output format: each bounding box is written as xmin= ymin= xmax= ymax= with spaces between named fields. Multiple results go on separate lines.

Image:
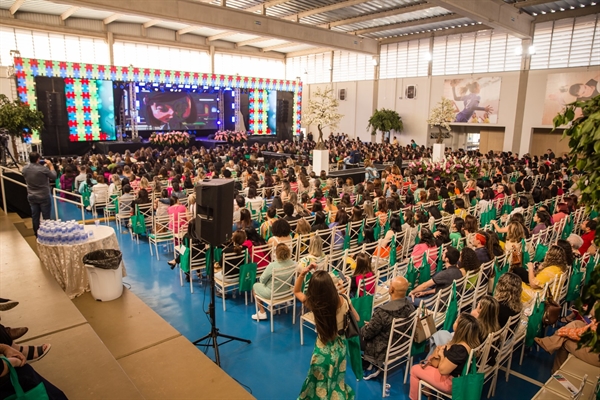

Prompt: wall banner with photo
xmin=443 ymin=77 xmax=502 ymax=124
xmin=542 ymin=72 xmax=599 ymax=125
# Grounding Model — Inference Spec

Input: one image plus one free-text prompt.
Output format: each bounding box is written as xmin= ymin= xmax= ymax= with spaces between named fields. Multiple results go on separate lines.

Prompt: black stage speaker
xmin=195 ymin=179 xmax=234 ymax=246
xmin=276 ymin=91 xmax=294 ymax=142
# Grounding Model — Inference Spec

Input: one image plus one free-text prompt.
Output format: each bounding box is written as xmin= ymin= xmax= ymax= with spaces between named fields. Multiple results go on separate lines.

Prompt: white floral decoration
xmin=427 ymin=97 xmax=455 ymax=133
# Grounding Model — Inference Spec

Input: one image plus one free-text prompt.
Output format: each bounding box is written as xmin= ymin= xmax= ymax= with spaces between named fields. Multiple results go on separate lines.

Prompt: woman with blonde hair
xmin=521 ymin=245 xmax=568 ymax=303
xmin=363 ymin=201 xmax=375 ymax=219
xmin=295 ymin=218 xmax=312 ymax=236
xmin=252 ymin=243 xmax=296 ymax=321
xmin=505 ymin=221 xmax=527 ymax=265
xmin=493 ymin=272 xmax=523 ymax=327
xmin=298 ymin=235 xmax=326 ymax=274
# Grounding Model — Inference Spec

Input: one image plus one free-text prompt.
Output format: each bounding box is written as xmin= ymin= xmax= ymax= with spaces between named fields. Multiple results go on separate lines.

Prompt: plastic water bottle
xmin=384 ymin=384 xmax=391 ymax=397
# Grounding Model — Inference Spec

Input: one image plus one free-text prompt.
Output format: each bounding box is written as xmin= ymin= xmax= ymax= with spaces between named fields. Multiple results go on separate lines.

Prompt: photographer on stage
xmin=22 ymin=152 xmax=56 ymax=237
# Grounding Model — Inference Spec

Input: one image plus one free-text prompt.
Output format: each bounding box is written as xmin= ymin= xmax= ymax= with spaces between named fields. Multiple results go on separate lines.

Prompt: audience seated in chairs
xmin=361 ymin=276 xmax=415 ymax=380
xmin=409 ymin=313 xmax=481 ymax=400
xmin=519 ymin=245 xmax=568 ymax=303
xmin=535 ymin=301 xmax=600 ymax=372
xmin=214 ymin=230 xmax=247 ymax=284
xmin=252 ymin=243 xmax=296 ymax=321
xmin=493 ymin=273 xmax=523 ymax=327
xmin=409 ymin=246 xmax=461 ymax=306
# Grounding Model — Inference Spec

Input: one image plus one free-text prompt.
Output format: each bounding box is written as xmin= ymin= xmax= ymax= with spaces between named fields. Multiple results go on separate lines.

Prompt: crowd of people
xmin=17 ymin=133 xmax=599 ymax=399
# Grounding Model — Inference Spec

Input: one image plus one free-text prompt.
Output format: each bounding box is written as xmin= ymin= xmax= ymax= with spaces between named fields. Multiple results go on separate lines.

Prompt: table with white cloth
xmin=37 ymin=225 xmax=127 ymax=299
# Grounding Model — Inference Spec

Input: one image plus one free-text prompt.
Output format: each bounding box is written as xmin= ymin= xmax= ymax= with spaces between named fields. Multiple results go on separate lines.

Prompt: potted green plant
xmin=367 ymin=108 xmax=403 ymax=144
xmin=554 ymin=94 xmax=600 ymax=354
xmin=0 ymin=94 xmax=44 ymax=159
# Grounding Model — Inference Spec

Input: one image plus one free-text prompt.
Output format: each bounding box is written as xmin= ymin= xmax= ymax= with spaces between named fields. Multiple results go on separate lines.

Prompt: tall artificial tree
xmin=554 ymin=93 xmax=600 ymax=354
xmin=302 ymin=86 xmax=343 ymax=150
xmin=0 ymin=94 xmax=44 ymax=158
xmin=367 ymin=108 xmax=403 ymax=143
xmin=427 ymin=97 xmax=455 ymax=144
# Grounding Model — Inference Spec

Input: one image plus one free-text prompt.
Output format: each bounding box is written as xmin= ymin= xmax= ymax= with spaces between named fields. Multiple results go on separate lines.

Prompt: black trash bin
xmin=83 ymin=249 xmax=122 ymax=270
xmin=83 ymin=249 xmax=124 ymax=301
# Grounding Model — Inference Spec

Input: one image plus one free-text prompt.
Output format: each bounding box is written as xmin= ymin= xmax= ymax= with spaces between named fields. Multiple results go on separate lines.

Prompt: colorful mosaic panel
xmin=14 ymin=57 xmax=302 ymax=140
xmin=248 ymin=89 xmax=270 ymax=135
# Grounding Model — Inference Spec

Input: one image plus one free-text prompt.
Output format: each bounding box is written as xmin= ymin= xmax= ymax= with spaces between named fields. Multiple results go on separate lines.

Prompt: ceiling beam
xmin=9 ymin=0 xmax=26 ymax=15
xmin=0 ymin=15 xmax=286 ymax=60
xmin=319 ymin=3 xmax=433 ymax=28
xmin=351 ymin=13 xmax=458 ymax=36
xmin=177 ymin=25 xmax=200 ymax=35
xmin=142 ymin=19 xmax=160 ymax=28
xmin=48 ymin=0 xmax=379 ymax=54
xmin=245 ymin=0 xmax=290 ymax=13
xmin=427 ymin=0 xmax=533 ymax=38
xmin=513 ymin=0 xmax=560 ymax=8
xmin=533 ymin=4 xmax=600 ymax=22
xmin=60 ymin=5 xmax=80 ymax=20
xmin=281 ymin=0 xmax=370 ymax=21
xmin=286 ymin=47 xmax=331 ymax=57
xmin=379 ymin=23 xmax=489 ymax=44
xmin=236 ymin=37 xmax=271 ymax=47
xmin=102 ymin=13 xmax=121 ymax=25
xmin=207 ymin=31 xmax=237 ymax=41
xmin=262 ymin=42 xmax=296 ymax=52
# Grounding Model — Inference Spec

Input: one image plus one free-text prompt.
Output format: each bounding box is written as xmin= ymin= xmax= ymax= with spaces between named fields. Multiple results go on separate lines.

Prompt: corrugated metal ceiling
xmin=329 ymin=7 xmax=453 ymax=32
xmin=504 ymin=0 xmax=594 ymax=15
xmin=16 ymin=0 xmax=72 ymax=14
xmin=365 ymin=16 xmax=476 ymax=38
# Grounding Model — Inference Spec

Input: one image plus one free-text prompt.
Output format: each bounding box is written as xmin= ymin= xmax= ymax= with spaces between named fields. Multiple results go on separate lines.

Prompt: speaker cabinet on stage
xmin=195 ymin=179 xmax=234 ymax=246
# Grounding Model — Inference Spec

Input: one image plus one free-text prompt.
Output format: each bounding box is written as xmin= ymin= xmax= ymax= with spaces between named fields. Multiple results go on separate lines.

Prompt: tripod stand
xmin=0 ymin=133 xmax=20 ymax=170
xmin=193 ymin=245 xmax=251 ymax=367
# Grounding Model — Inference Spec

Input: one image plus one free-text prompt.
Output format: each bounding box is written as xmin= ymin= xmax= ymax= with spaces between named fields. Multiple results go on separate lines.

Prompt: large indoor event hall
xmin=0 ymin=0 xmax=599 ymax=399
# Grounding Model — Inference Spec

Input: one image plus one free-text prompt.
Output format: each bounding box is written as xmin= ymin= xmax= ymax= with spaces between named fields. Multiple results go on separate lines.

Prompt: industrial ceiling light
xmin=514 ymin=45 xmax=523 ymax=56
xmin=532 ymin=12 xmax=537 ymax=16
xmin=528 ymin=45 xmax=536 ymax=55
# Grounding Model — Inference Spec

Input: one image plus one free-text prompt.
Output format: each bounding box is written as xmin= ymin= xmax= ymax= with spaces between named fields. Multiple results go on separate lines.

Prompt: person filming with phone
xmin=22 ymin=152 xmax=56 ymax=237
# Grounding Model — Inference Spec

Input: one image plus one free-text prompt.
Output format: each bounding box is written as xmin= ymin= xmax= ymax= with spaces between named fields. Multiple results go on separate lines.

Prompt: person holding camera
xmin=22 ymin=152 xmax=56 ymax=237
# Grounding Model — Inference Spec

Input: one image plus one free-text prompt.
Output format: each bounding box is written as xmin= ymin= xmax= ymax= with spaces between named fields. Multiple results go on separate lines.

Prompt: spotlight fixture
xmin=559 ymin=7 xmax=565 ymax=11
xmin=550 ymin=9 xmax=555 ymax=13
xmin=580 ymin=4 xmax=585 ymax=7
xmin=532 ymin=12 xmax=538 ymax=16
xmin=528 ymin=45 xmax=536 ymax=55
xmin=541 ymin=10 xmax=546 ymax=14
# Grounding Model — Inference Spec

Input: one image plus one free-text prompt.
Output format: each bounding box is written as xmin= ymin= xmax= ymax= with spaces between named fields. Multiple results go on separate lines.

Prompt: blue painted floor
xmin=56 ymin=201 xmax=553 ymax=399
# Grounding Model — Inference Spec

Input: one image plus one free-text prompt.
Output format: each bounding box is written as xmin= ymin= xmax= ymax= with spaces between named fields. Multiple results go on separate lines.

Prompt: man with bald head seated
xmin=361 ymin=276 xmax=415 ymax=379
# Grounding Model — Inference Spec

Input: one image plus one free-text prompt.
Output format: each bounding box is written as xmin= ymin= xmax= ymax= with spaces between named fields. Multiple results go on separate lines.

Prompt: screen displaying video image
xmin=136 ymin=87 xmax=220 ymax=131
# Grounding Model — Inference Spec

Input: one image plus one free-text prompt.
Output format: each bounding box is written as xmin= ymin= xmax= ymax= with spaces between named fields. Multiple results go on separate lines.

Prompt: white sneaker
xmin=251 ymin=312 xmax=267 ymax=321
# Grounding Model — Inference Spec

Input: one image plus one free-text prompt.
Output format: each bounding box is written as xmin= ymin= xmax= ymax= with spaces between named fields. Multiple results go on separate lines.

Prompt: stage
xmin=328 ymin=165 xmax=387 ymax=184
xmin=94 ymin=135 xmax=282 ymax=154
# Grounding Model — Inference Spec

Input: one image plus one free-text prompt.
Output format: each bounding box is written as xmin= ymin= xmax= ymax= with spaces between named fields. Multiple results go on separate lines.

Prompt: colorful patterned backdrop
xmin=13 ymin=57 xmax=302 ymax=140
xmin=249 ymin=89 xmax=270 ymax=135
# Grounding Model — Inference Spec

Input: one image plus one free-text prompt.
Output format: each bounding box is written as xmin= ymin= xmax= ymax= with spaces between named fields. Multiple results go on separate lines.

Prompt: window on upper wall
xmin=332 ymin=50 xmax=375 ymax=82
xmin=431 ymin=29 xmax=522 ymax=75
xmin=380 ymin=39 xmax=429 ymax=79
xmin=114 ymin=42 xmax=211 ymax=72
xmin=531 ymin=14 xmax=600 ymax=69
xmin=286 ymin=52 xmax=331 ymax=84
xmin=213 ymin=53 xmax=285 ymax=79
xmin=0 ymin=28 xmax=110 ymax=66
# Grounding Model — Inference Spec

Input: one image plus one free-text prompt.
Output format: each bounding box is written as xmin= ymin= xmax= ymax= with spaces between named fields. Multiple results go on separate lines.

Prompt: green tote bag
xmin=452 ymin=354 xmax=484 ymax=400
xmin=0 ymin=356 xmax=49 ymax=400
xmin=442 ymin=281 xmax=458 ymax=331
xmin=238 ymin=262 xmax=257 ymax=292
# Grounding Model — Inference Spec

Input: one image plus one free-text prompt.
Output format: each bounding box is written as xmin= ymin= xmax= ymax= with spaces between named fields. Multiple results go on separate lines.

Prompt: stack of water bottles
xmin=37 ymin=220 xmax=92 ymax=246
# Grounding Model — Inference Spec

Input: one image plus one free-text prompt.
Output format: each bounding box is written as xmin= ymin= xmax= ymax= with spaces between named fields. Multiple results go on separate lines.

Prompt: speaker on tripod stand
xmin=192 ymin=179 xmax=250 ymax=365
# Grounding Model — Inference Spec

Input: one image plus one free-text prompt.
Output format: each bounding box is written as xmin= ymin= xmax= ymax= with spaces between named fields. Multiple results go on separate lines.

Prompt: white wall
xmin=305 ymin=67 xmax=584 ymax=154
xmin=519 ymin=66 xmax=594 ymax=155
xmin=304 ymin=80 xmax=375 ymax=142
xmin=429 ymin=71 xmax=520 ymax=152
xmin=0 ymin=66 xmax=15 ymax=100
